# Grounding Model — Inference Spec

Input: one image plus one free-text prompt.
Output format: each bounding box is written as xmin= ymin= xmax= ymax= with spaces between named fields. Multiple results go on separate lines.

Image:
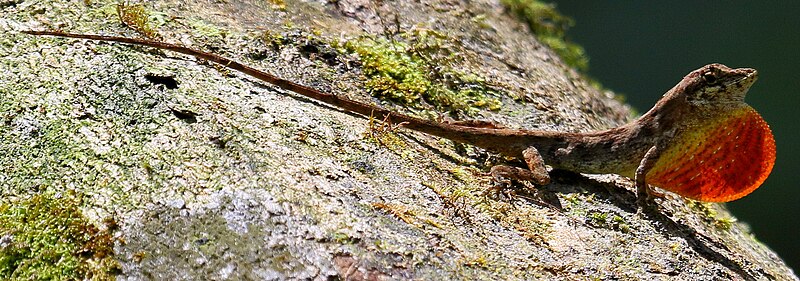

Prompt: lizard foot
xmin=484 ymin=165 xmax=538 ymax=200
xmin=635 ymin=184 xmax=662 ymax=213
xmin=483 ymin=146 xmax=551 ymax=193
xmin=489 ymin=165 xmax=550 ymax=185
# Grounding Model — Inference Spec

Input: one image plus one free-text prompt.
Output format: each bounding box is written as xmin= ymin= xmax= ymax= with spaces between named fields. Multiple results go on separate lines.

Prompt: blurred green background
xmin=554 ymin=1 xmax=799 ymax=272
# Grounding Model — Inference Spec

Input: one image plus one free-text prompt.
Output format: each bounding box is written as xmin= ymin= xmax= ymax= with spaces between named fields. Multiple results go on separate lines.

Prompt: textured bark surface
xmin=1 ymin=0 xmax=796 ymax=280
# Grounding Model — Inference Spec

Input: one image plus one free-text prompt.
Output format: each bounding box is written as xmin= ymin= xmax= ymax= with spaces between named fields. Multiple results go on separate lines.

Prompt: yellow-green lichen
xmin=0 ymin=193 xmax=119 ymax=280
xmin=336 ymin=29 xmax=503 ymax=116
xmin=89 ymin=2 xmax=121 ymax=19
xmin=331 ymin=232 xmax=358 ymax=244
xmin=187 ymin=19 xmax=227 ymax=38
xmin=500 ymin=0 xmax=588 ymax=71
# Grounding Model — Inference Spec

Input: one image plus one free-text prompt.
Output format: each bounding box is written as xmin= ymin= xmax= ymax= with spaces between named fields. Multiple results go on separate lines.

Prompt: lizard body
xmin=22 ymin=30 xmax=776 ymax=204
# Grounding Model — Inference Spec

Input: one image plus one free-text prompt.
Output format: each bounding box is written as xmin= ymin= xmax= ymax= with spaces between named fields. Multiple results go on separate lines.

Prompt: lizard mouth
xmin=731 ymin=67 xmax=758 ymax=92
xmin=732 ymin=67 xmax=759 ymax=102
xmin=738 ymin=67 xmax=758 ymax=83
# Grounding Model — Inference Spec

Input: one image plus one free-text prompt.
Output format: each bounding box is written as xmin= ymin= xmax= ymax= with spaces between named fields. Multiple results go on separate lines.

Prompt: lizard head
xmin=680 ymin=63 xmax=758 ymax=104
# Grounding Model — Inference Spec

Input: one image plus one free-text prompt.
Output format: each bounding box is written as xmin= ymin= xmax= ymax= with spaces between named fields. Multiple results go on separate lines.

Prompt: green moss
xmin=256 ymin=28 xmax=503 ymax=115
xmin=0 ymin=193 xmax=119 ymax=280
xmin=687 ymin=201 xmax=734 ymax=231
xmin=261 ymin=30 xmax=288 ymax=48
xmin=586 ymin=211 xmax=629 ymax=232
xmin=448 ymin=167 xmax=473 ymax=182
xmin=713 ymin=217 xmax=734 ymax=231
xmin=562 ymin=194 xmax=582 ymax=207
xmin=500 ymin=0 xmax=588 ymax=71
xmin=366 ymin=119 xmax=408 ymax=144
xmin=336 ymin=29 xmax=503 ymax=116
xmin=587 ymin=211 xmax=608 ymax=227
xmin=611 ymin=215 xmax=631 ymax=233
xmin=266 ymin=0 xmax=287 ymax=11
xmin=116 ymin=2 xmax=159 ymax=38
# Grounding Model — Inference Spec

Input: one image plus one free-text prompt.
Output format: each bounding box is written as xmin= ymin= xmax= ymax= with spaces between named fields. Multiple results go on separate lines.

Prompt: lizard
xmin=22 ymin=30 xmax=776 ymax=207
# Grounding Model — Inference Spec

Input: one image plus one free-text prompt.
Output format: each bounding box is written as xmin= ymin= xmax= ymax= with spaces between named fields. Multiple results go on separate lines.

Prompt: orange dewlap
xmin=646 ymin=107 xmax=776 ymax=202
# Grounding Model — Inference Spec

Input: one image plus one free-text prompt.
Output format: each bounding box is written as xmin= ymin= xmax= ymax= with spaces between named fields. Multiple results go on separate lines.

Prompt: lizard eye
xmin=702 ymin=69 xmax=720 ymax=85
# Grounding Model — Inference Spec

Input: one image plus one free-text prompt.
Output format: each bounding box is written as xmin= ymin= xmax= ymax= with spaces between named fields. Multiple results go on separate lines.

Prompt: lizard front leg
xmin=635 ymin=145 xmax=665 ymax=208
xmin=489 ymin=146 xmax=550 ymax=185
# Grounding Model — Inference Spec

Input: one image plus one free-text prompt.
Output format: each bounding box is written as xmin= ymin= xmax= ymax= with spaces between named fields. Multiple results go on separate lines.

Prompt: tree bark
xmin=1 ymin=0 xmax=795 ymax=280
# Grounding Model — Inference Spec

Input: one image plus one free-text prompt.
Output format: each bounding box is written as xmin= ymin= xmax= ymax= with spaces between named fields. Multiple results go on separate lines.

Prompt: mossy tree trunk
xmin=0 ymin=0 xmax=795 ymax=280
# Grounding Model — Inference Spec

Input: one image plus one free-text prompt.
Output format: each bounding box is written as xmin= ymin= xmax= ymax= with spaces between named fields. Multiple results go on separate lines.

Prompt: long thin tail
xmin=22 ymin=30 xmax=546 ymax=156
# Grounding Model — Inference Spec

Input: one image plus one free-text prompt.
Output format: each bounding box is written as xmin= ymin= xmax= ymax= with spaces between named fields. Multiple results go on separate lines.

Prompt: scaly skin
xmin=22 ymin=31 xmax=776 ymax=205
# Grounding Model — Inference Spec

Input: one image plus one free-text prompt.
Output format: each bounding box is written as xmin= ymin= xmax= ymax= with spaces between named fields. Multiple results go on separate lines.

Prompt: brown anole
xmin=22 ymin=30 xmax=776 ymax=207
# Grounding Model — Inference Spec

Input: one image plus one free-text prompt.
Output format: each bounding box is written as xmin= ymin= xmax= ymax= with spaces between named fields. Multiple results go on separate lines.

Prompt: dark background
xmin=553 ymin=1 xmax=800 ymax=272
